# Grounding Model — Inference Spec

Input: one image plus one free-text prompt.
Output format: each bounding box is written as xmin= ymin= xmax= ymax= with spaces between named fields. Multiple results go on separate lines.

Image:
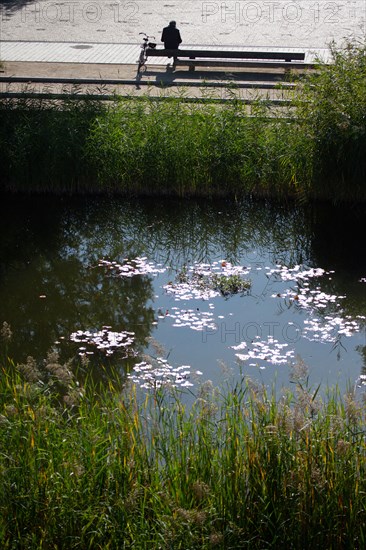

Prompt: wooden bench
xmin=145 ymin=48 xmax=307 ymax=72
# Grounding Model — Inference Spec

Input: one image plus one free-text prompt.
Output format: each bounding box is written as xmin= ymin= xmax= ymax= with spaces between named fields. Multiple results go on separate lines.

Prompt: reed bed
xmin=0 ymin=93 xmax=308 ymax=198
xmin=0 ymin=41 xmax=365 ymax=201
xmin=1 ymin=343 xmax=366 ymax=549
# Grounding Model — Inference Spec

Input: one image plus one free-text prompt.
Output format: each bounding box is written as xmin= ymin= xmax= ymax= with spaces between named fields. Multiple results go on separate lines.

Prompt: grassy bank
xmin=1 ymin=344 xmax=366 ymax=548
xmin=0 ymin=41 xmax=365 ymax=201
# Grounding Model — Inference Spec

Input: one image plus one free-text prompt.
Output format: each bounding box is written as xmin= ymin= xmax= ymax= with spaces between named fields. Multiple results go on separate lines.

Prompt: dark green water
xmin=0 ymin=194 xmax=365 ymax=392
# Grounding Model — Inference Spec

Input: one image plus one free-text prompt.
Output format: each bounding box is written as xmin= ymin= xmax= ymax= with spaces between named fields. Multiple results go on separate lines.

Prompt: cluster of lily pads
xmin=232 ymin=337 xmax=295 ymax=367
xmin=70 ymin=327 xmax=135 ymax=357
xmin=127 ymin=358 xmax=202 ymax=390
xmin=266 ymin=264 xmax=365 ymax=346
xmin=266 ymin=265 xmax=328 ymax=281
xmin=273 ymin=286 xmax=345 ymax=310
xmin=164 ymin=307 xmax=217 ymax=332
xmin=98 ymin=257 xmax=166 ymax=277
xmin=302 ymin=316 xmax=363 ymax=344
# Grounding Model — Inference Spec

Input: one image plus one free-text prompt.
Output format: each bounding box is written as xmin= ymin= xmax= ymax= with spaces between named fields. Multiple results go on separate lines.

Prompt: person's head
xmin=169 ymin=21 xmax=176 ymax=27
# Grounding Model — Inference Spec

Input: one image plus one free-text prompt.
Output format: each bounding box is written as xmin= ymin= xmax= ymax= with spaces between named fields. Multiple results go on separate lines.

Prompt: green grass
xmin=0 ymin=41 xmax=365 ymax=201
xmin=1 ymin=346 xmax=366 ymax=549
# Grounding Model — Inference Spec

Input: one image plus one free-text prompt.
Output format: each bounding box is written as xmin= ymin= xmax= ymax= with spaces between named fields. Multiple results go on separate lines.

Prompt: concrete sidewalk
xmin=1 ymin=1 xmax=365 ymax=49
xmin=0 ymin=40 xmax=329 ymax=65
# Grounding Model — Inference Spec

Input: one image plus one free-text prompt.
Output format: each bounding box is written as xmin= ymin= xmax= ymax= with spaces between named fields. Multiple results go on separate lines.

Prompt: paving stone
xmin=1 ymin=0 xmax=365 ymax=48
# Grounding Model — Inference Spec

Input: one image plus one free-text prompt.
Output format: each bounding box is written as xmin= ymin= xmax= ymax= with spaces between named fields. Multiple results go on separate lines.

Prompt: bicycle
xmin=137 ymin=32 xmax=156 ymax=73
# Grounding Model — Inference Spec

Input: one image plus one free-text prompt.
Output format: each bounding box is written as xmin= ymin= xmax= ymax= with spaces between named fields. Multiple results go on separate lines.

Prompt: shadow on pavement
xmin=139 ymin=67 xmax=286 ymax=88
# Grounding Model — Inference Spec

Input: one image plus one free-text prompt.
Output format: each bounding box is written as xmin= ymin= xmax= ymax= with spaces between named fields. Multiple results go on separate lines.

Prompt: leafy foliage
xmin=295 ymin=40 xmax=366 ymax=200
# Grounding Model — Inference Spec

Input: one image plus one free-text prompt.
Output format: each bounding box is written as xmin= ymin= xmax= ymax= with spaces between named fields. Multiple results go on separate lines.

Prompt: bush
xmin=295 ymin=40 xmax=366 ymax=200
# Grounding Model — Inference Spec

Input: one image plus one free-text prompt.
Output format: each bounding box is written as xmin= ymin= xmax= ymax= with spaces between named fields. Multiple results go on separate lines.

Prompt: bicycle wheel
xmin=137 ymin=49 xmax=147 ymax=72
xmin=138 ymin=62 xmax=147 ymax=73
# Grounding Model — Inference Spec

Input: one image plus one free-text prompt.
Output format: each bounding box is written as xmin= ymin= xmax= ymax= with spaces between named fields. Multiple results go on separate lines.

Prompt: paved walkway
xmin=1 ymin=1 xmax=365 ymax=48
xmin=0 ymin=40 xmax=329 ymax=65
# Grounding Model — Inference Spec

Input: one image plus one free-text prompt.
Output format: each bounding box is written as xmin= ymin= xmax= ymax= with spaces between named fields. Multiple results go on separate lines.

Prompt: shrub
xmin=295 ymin=40 xmax=366 ymax=200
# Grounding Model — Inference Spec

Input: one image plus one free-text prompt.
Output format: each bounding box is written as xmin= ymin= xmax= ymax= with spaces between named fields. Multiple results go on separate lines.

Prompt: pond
xmin=0 ymin=194 xmax=365 ymax=395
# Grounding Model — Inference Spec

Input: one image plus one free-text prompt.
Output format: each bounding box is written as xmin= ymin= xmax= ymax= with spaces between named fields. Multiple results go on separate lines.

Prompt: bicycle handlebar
xmin=139 ymin=32 xmax=156 ymax=40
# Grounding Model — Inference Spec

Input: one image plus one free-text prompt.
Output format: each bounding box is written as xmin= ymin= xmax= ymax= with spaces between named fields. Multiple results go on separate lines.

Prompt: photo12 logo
xmin=16 ymin=2 xmax=139 ymax=25
xmin=202 ymin=320 xmax=302 ymax=344
xmin=201 ymin=1 xmax=359 ymax=25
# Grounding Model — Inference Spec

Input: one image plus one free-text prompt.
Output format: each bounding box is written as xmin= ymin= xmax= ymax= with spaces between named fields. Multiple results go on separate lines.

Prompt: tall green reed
xmin=1 ymin=348 xmax=366 ymax=549
xmin=86 ymin=93 xmax=311 ymax=198
xmin=0 ymin=88 xmax=313 ymax=197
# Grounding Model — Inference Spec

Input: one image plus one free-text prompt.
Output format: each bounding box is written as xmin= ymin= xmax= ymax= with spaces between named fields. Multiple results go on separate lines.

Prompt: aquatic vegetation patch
xmin=356 ymin=374 xmax=366 ymax=387
xmin=211 ymin=273 xmax=251 ymax=296
xmin=164 ymin=279 xmax=218 ymax=301
xmin=70 ymin=327 xmax=135 ymax=357
xmin=165 ymin=261 xmax=251 ymax=301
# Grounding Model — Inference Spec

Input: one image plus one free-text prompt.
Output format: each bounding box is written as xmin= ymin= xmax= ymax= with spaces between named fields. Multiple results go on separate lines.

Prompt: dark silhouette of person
xmin=161 ymin=21 xmax=182 ymax=63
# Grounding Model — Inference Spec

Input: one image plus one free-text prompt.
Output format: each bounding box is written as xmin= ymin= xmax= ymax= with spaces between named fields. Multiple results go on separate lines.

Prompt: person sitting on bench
xmin=161 ymin=21 xmax=182 ymax=63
